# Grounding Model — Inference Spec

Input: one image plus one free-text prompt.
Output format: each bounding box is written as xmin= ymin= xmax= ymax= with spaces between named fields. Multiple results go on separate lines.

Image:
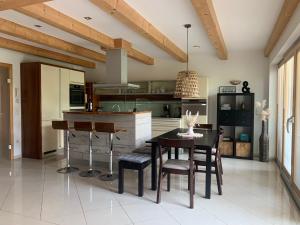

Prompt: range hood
xmin=94 ymin=49 xmax=139 ymax=90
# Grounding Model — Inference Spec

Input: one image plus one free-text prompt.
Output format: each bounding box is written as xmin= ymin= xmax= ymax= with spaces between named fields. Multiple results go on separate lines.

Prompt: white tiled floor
xmin=0 ymin=156 xmax=299 ymax=225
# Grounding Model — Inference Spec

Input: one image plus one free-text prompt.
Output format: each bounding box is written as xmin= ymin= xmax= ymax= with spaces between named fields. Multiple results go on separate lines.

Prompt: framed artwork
xmin=219 ymin=86 xmax=236 ymax=93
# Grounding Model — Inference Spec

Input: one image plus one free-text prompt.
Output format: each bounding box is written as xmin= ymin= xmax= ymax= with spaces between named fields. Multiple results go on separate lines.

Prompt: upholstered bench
xmin=118 ymin=153 xmax=151 ymax=197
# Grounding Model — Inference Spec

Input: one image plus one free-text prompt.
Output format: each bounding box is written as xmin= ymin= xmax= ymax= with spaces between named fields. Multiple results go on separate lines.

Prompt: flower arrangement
xmin=185 ymin=110 xmax=199 ymax=135
xmin=255 ymin=99 xmax=271 ymax=121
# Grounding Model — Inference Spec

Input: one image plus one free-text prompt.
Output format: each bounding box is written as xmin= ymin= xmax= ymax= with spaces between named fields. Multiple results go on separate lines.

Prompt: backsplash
xmin=99 ymin=101 xmax=182 ymax=118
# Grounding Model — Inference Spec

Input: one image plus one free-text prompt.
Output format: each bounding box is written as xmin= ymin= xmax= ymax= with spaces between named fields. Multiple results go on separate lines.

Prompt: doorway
xmin=0 ymin=63 xmax=13 ymax=160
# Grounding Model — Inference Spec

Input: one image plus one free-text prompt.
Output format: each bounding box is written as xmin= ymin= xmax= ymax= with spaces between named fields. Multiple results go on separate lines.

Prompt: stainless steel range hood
xmin=94 ymin=48 xmax=139 ymax=90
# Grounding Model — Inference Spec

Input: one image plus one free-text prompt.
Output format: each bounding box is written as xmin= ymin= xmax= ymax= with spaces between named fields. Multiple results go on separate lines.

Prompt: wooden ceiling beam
xmin=264 ymin=0 xmax=300 ymax=57
xmin=0 ymin=36 xmax=96 ymax=68
xmin=90 ymin=0 xmax=187 ymax=62
xmin=0 ymin=18 xmax=106 ymax=62
xmin=16 ymin=3 xmax=154 ymax=65
xmin=191 ymin=0 xmax=228 ymax=60
xmin=0 ymin=0 xmax=51 ymax=11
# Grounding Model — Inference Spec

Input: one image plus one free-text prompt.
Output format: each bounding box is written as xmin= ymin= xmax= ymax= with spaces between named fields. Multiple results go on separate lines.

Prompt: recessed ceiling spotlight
xmin=193 ymin=45 xmax=201 ymax=48
xmin=34 ymin=24 xmax=43 ymax=28
xmin=84 ymin=16 xmax=92 ymax=21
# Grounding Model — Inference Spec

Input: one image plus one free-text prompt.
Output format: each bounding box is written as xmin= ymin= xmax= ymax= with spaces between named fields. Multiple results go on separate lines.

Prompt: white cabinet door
xmin=69 ymin=70 xmax=84 ymax=84
xmin=60 ymin=68 xmax=70 ymax=118
xmin=198 ymin=76 xmax=208 ymax=99
xmin=41 ymin=65 xmax=60 ymax=121
xmin=42 ymin=120 xmax=59 ymax=153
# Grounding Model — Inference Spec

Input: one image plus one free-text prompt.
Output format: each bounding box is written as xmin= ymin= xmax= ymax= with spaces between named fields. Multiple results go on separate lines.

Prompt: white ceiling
xmin=0 ymin=0 xmax=284 ymax=61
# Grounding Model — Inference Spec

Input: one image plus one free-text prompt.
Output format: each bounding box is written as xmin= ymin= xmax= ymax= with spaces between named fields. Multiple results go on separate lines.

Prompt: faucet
xmin=112 ymin=104 xmax=121 ymax=112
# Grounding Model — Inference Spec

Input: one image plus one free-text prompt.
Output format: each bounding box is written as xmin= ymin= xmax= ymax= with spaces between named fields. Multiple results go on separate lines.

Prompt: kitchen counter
xmin=63 ymin=111 xmax=151 ymax=115
xmin=63 ymin=111 xmax=152 ymax=163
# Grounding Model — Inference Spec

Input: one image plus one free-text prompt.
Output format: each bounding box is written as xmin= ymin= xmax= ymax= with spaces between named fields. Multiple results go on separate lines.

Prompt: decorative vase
xmin=187 ymin=126 xmax=194 ymax=136
xmin=259 ymin=120 xmax=269 ymax=162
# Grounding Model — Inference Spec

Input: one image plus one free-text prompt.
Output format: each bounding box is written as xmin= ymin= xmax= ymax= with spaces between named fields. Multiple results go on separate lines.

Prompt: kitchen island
xmin=63 ymin=111 xmax=152 ymax=162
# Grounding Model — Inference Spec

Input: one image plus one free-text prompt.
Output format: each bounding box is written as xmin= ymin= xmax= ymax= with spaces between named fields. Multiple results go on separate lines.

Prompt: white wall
xmin=0 ymin=48 xmax=87 ymax=158
xmin=87 ymin=50 xmax=269 ymax=156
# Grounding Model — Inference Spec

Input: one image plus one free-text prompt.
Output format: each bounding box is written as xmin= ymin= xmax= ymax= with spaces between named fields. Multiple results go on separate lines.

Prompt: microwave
xmin=70 ymin=84 xmax=85 ymax=109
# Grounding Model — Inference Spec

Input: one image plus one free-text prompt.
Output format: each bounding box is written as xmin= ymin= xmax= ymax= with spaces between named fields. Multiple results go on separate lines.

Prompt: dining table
xmin=146 ymin=128 xmax=218 ymax=199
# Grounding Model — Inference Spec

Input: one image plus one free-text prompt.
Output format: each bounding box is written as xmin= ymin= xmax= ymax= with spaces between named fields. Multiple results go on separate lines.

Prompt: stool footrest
xmin=79 ymin=170 xmax=101 ymax=177
xmin=57 ymin=166 xmax=79 ymax=174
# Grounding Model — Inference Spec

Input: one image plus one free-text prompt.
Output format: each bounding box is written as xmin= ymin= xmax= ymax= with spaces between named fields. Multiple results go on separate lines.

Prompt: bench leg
xmin=118 ymin=164 xmax=124 ymax=194
xmin=138 ymin=169 xmax=144 ymax=197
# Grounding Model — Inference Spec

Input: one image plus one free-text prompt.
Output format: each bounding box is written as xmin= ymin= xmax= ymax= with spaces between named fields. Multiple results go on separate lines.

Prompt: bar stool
xmin=94 ymin=122 xmax=123 ymax=181
xmin=74 ymin=121 xmax=101 ymax=177
xmin=52 ymin=121 xmax=79 ymax=173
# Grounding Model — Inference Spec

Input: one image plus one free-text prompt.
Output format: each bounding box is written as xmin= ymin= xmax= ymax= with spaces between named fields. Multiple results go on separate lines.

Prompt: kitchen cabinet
xmin=21 ymin=62 xmax=85 ymax=158
xmin=70 ymin=70 xmax=84 ymax=84
xmin=41 ymin=65 xmax=60 ymax=121
xmin=152 ymin=118 xmax=182 ymax=138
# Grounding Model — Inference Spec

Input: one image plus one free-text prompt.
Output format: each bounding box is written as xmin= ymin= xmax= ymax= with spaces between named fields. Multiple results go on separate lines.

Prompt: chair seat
xmin=194 ymin=154 xmax=216 ymax=162
xmin=132 ymin=146 xmax=168 ymax=156
xmin=132 ymin=146 xmax=152 ymax=155
xmin=163 ymin=159 xmax=190 ymax=171
xmin=195 ymin=147 xmax=217 ymax=154
xmin=119 ymin=153 xmax=151 ymax=164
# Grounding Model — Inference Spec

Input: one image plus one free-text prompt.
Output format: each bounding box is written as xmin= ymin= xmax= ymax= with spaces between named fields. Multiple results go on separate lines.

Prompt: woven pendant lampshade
xmin=174 ymin=24 xmax=200 ymax=99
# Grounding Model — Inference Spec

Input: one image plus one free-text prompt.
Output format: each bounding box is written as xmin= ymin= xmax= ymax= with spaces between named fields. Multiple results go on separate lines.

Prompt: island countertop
xmin=63 ymin=111 xmax=151 ymax=115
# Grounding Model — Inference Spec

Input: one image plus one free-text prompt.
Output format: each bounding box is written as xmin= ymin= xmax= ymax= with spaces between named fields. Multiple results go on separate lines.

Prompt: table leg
xmin=175 ymin=147 xmax=179 ymax=159
xmin=151 ymin=144 xmax=158 ymax=190
xmin=205 ymin=148 xmax=212 ymax=199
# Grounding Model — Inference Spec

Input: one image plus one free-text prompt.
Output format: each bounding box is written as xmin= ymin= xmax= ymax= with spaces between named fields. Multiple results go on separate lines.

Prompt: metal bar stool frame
xmin=94 ymin=122 xmax=122 ymax=181
xmin=74 ymin=121 xmax=101 ymax=177
xmin=52 ymin=120 xmax=79 ymax=174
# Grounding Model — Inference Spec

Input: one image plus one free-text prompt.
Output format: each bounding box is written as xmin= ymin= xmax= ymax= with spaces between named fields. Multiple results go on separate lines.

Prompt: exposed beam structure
xmin=90 ymin=0 xmax=187 ymax=62
xmin=0 ymin=0 xmax=51 ymax=11
xmin=16 ymin=3 xmax=154 ymax=65
xmin=0 ymin=18 xmax=106 ymax=62
xmin=264 ymin=0 xmax=300 ymax=57
xmin=0 ymin=36 xmax=96 ymax=68
xmin=191 ymin=0 xmax=228 ymax=60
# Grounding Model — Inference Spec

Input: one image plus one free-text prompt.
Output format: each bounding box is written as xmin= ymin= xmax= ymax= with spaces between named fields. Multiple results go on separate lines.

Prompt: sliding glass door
xmin=282 ymin=57 xmax=295 ymax=175
xmin=276 ymin=48 xmax=300 ymax=194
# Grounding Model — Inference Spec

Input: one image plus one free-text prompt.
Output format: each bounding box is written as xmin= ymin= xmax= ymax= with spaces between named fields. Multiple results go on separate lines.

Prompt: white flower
xmin=255 ymin=99 xmax=271 ymax=121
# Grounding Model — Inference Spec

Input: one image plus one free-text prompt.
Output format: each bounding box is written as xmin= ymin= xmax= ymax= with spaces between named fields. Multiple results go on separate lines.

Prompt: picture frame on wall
xmin=219 ymin=86 xmax=236 ymax=93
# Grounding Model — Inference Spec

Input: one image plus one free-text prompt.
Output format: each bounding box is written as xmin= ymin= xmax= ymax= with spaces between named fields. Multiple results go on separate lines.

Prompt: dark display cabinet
xmin=217 ymin=93 xmax=254 ymax=159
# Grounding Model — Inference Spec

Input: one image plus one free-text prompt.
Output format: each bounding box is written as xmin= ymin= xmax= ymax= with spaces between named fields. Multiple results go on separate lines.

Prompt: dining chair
xmin=194 ymin=124 xmax=223 ymax=175
xmin=157 ymin=138 xmax=195 ymax=208
xmin=194 ymin=133 xmax=223 ymax=195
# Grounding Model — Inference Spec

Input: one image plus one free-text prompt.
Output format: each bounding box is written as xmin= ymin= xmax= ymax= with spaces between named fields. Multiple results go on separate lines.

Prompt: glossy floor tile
xmin=0 ymin=157 xmax=298 ymax=225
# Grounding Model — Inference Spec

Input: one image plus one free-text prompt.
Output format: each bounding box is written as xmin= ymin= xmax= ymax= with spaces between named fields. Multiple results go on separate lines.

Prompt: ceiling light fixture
xmin=174 ymin=24 xmax=200 ymax=99
xmin=84 ymin=16 xmax=92 ymax=21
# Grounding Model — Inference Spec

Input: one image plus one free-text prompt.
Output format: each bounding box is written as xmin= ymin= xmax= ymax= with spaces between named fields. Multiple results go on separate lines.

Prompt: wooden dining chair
xmin=194 ymin=123 xmax=213 ymax=130
xmin=194 ymin=133 xmax=223 ymax=195
xmin=157 ymin=138 xmax=195 ymax=208
xmin=194 ymin=124 xmax=223 ymax=175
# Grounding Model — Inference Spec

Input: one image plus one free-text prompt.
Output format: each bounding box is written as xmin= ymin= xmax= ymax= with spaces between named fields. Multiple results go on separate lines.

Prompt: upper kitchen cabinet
xmin=41 ymin=64 xmax=60 ymax=121
xmin=69 ymin=70 xmax=85 ymax=84
xmin=198 ymin=76 xmax=208 ymax=99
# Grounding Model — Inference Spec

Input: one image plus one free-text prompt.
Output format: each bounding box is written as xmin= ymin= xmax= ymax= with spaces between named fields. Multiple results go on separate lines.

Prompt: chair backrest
xmin=52 ymin=120 xmax=68 ymax=130
xmin=194 ymin=123 xmax=213 ymax=130
xmin=94 ymin=122 xmax=115 ymax=133
xmin=74 ymin=121 xmax=93 ymax=132
xmin=158 ymin=138 xmax=195 ymax=162
xmin=216 ymin=133 xmax=224 ymax=153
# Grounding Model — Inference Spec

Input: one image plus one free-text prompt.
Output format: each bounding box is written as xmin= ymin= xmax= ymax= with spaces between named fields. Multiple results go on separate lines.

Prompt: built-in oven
xmin=69 ymin=84 xmax=85 ymax=109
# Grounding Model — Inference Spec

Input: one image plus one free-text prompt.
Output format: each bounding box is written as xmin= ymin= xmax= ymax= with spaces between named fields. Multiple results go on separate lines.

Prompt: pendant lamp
xmin=174 ymin=24 xmax=200 ymax=99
